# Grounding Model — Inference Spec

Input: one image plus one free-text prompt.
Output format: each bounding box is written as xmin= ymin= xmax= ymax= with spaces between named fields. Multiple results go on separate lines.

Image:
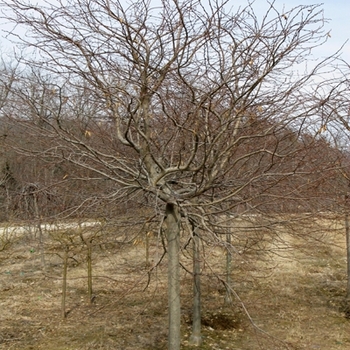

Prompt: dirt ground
xmin=1 ymin=217 xmax=350 ymax=350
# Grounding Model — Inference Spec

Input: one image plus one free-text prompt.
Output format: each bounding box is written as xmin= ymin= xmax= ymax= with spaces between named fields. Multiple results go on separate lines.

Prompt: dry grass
xmin=1 ymin=217 xmax=350 ymax=349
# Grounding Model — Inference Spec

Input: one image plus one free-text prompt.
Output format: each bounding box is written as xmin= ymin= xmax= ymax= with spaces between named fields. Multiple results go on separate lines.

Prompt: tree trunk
xmin=145 ymin=231 xmax=151 ymax=268
xmin=165 ymin=203 xmax=181 ymax=350
xmin=33 ymin=193 xmax=45 ymax=270
xmin=345 ymin=213 xmax=350 ymax=299
xmin=189 ymin=230 xmax=202 ymax=346
xmin=62 ymin=246 xmax=68 ymax=319
xmin=225 ymin=232 xmax=233 ymax=305
xmin=87 ymin=240 xmax=93 ymax=304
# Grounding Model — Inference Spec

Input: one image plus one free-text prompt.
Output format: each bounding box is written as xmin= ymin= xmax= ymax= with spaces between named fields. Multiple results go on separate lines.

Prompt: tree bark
xmin=87 ymin=240 xmax=93 ymax=304
xmin=165 ymin=203 xmax=181 ymax=350
xmin=33 ymin=193 xmax=45 ymax=270
xmin=345 ymin=213 xmax=350 ymax=299
xmin=225 ymin=232 xmax=233 ymax=305
xmin=145 ymin=231 xmax=150 ymax=268
xmin=62 ymin=245 xmax=68 ymax=319
xmin=189 ymin=230 xmax=202 ymax=346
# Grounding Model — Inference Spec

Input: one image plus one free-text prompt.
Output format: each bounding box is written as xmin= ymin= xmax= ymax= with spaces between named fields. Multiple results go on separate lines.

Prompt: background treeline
xmin=0 ymin=91 xmax=346 ymax=221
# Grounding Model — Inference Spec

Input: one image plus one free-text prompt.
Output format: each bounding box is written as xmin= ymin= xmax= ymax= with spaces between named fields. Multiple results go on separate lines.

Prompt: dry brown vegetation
xmin=1 ymin=216 xmax=350 ymax=350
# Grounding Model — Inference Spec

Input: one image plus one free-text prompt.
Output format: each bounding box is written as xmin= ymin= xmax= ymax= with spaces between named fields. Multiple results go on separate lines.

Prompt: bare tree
xmin=310 ymin=60 xmax=350 ymax=303
xmin=1 ymin=0 xmax=346 ymax=348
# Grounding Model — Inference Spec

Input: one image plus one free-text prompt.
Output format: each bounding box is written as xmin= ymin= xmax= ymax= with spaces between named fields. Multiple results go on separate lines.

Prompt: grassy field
xmin=1 ymin=216 xmax=350 ymax=349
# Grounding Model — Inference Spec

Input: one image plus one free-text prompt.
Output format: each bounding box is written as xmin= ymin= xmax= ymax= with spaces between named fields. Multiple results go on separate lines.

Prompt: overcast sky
xmin=0 ymin=0 xmax=349 ymax=63
xmin=272 ymin=0 xmax=350 ymax=62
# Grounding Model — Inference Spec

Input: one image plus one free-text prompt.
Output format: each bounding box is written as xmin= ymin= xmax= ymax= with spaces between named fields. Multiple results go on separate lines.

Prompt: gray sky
xmin=274 ymin=0 xmax=350 ymax=62
xmin=0 ymin=0 xmax=349 ymax=63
